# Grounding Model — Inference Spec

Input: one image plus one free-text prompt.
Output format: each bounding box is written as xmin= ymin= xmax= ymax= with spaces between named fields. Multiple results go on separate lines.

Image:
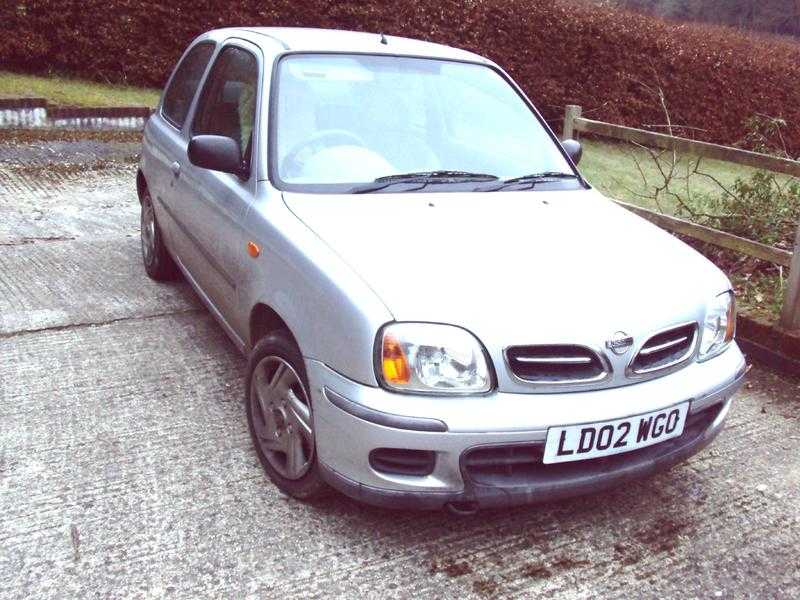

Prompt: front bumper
xmin=306 ymin=345 xmax=746 ymax=510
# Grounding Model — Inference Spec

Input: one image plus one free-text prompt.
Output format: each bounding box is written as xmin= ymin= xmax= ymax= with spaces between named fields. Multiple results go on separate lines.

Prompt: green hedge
xmin=4 ymin=0 xmax=800 ymax=153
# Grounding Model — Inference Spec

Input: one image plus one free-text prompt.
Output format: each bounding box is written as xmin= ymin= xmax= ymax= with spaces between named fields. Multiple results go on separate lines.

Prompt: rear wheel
xmin=246 ymin=331 xmax=327 ymax=499
xmin=140 ymin=188 xmax=178 ymax=281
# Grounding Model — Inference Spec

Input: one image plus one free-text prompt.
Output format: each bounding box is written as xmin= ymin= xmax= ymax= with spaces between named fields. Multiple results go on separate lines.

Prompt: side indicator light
xmin=247 ymin=241 xmax=261 ymax=258
xmin=725 ymin=295 xmax=736 ymax=343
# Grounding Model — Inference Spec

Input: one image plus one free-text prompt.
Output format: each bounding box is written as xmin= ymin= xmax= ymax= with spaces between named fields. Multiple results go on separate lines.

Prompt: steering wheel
xmin=282 ymin=129 xmax=368 ymax=178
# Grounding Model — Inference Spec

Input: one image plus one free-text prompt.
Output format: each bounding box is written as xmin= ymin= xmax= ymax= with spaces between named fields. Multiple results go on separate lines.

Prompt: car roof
xmin=201 ymin=27 xmax=490 ymax=64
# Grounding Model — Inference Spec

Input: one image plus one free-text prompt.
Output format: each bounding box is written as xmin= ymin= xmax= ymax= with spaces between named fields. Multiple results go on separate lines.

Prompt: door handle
xmin=170 ymin=161 xmax=181 ymax=177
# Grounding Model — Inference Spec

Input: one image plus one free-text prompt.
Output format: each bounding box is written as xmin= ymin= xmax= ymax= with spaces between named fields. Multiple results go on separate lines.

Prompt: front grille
xmin=630 ymin=323 xmax=697 ymax=374
xmin=369 ymin=448 xmax=435 ymax=476
xmin=462 ymin=403 xmax=723 ymax=487
xmin=506 ymin=345 xmax=606 ymax=384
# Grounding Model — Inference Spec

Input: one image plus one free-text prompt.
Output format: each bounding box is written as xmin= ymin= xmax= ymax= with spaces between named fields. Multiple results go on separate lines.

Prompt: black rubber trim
xmin=319 ymin=462 xmax=456 ymax=511
xmin=323 ymin=387 xmax=448 ymax=433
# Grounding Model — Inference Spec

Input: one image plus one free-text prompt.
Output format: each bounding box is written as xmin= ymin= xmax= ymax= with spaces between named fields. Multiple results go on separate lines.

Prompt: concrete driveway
xmin=1 ymin=133 xmax=800 ymax=599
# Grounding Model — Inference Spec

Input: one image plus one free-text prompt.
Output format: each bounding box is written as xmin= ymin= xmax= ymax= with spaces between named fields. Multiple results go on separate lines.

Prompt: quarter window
xmin=161 ymin=42 xmax=214 ymax=129
xmin=192 ymin=46 xmax=259 ymax=172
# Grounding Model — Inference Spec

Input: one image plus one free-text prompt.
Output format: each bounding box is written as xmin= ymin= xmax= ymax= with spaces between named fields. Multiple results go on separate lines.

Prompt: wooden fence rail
xmin=563 ymin=105 xmax=800 ymax=330
xmin=614 ymin=200 xmax=793 ymax=268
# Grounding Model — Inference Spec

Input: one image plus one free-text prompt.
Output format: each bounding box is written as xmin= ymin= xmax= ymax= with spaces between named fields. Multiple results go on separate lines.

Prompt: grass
xmin=579 ymin=137 xmax=775 ymax=213
xmin=730 ymin=270 xmax=788 ymax=322
xmin=0 ymin=71 xmax=160 ymax=107
xmin=579 ymin=137 xmax=789 ymax=321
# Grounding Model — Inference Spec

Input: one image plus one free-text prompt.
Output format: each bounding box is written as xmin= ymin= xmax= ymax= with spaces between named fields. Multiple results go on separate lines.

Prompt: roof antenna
xmin=379 ymin=32 xmax=388 ymax=45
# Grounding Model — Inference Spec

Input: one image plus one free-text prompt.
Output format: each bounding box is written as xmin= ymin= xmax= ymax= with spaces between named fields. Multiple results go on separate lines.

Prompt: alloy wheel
xmin=250 ymin=356 xmax=314 ymax=480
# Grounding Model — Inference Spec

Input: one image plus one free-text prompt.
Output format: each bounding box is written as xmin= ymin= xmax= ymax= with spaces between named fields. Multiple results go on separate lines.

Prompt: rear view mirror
xmin=188 ymin=135 xmax=245 ymax=176
xmin=562 ymin=139 xmax=583 ymax=165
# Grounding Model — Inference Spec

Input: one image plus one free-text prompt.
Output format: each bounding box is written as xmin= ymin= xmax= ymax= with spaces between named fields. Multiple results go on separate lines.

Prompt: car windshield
xmin=273 ymin=54 xmax=577 ymax=191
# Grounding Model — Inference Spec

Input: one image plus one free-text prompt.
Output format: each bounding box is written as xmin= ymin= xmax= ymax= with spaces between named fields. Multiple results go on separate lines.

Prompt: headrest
xmin=222 ymin=81 xmax=244 ymax=104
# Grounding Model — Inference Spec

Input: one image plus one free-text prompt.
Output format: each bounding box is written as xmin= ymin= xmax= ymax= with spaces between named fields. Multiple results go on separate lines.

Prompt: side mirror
xmin=188 ymin=135 xmax=245 ymax=176
xmin=562 ymin=139 xmax=583 ymax=165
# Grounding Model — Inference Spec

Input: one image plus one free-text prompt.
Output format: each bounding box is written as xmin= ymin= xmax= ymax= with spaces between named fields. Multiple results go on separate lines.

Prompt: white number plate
xmin=543 ymin=402 xmax=690 ymax=465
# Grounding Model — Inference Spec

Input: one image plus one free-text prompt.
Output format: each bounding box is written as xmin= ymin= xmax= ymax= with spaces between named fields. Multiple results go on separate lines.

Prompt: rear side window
xmin=161 ymin=42 xmax=215 ymax=129
xmin=192 ymin=46 xmax=259 ymax=171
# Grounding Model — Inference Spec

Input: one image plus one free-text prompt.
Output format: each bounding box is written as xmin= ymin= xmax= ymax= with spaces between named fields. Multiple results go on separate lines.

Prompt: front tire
xmin=246 ymin=331 xmax=328 ymax=500
xmin=140 ymin=187 xmax=178 ymax=281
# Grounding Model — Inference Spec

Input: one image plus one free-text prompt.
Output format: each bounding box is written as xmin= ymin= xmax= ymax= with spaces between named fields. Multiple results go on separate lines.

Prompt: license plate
xmin=543 ymin=402 xmax=690 ymax=465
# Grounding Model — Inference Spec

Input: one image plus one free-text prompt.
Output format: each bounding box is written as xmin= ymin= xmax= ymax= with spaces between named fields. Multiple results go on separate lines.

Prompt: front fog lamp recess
xmin=379 ymin=323 xmax=491 ymax=393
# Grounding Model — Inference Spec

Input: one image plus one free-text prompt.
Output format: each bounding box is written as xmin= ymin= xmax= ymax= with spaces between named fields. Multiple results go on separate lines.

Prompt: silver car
xmin=138 ymin=27 xmax=746 ymax=513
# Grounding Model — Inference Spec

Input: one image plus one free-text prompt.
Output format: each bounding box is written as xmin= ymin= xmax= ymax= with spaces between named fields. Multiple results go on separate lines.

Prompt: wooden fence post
xmin=780 ymin=222 xmax=800 ymax=330
xmin=563 ymin=105 xmax=582 ymax=141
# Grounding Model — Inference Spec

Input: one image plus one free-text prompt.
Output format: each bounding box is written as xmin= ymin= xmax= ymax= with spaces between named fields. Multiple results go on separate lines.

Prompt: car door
xmin=144 ymin=41 xmax=215 ymax=248
xmin=172 ymin=40 xmax=262 ymax=335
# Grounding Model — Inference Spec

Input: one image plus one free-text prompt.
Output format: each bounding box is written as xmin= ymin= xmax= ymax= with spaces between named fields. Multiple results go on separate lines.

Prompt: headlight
xmin=377 ymin=323 xmax=492 ymax=394
xmin=699 ymin=291 xmax=736 ymax=360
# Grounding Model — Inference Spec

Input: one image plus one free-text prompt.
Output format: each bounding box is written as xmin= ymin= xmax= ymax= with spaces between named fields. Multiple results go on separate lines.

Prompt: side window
xmin=192 ymin=46 xmax=259 ymax=171
xmin=161 ymin=43 xmax=215 ymax=129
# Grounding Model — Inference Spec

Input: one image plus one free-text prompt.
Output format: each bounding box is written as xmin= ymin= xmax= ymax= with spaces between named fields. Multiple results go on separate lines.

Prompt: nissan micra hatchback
xmin=138 ymin=27 xmax=746 ymax=512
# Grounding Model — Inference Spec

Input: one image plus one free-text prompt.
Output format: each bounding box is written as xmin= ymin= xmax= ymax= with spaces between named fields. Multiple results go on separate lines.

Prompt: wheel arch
xmin=136 ymin=169 xmax=148 ymax=204
xmin=249 ymin=302 xmax=300 ymax=353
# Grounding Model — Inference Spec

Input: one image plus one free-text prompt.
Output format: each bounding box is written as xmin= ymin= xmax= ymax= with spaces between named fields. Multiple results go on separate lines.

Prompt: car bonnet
xmin=281 ymin=188 xmax=731 ymax=347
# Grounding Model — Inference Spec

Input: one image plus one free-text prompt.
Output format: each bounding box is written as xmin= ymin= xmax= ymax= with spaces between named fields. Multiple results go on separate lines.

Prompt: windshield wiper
xmin=376 ymin=170 xmax=498 ymax=183
xmin=480 ymin=171 xmax=578 ymax=192
xmin=502 ymin=171 xmax=578 ymax=184
xmin=352 ymin=170 xmax=498 ymax=194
